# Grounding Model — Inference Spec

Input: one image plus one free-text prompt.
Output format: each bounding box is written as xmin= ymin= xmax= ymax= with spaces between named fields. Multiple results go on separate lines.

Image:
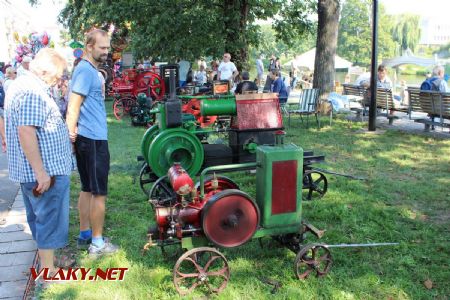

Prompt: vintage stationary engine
xmin=149 ymin=162 xmax=259 ymax=247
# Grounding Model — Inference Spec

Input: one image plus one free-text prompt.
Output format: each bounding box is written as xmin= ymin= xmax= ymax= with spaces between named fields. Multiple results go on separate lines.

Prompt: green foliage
xmin=337 ymin=0 xmax=395 ymax=66
xmin=41 ymin=105 xmax=450 ymax=299
xmin=391 ymin=14 xmax=421 ymax=54
xmin=251 ymin=24 xmax=316 ymax=60
xmin=58 ymin=0 xmax=316 ymax=69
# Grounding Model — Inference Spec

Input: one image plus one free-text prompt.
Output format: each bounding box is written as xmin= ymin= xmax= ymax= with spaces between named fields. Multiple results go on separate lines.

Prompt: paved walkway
xmin=0 ymin=151 xmax=37 ymax=300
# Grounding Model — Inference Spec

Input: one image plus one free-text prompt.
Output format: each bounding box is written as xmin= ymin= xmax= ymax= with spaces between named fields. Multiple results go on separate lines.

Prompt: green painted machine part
xmin=256 ymin=140 xmax=303 ymax=229
xmin=147 ymin=128 xmax=204 ymax=178
xmin=243 ymin=142 xmax=258 ymax=154
xmin=141 ymin=125 xmax=160 ymax=164
xmin=200 ymin=99 xmax=237 ymax=116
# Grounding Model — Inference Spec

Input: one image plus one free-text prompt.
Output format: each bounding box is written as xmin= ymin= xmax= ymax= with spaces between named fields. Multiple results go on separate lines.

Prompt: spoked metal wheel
xmin=302 ymin=170 xmax=328 ymax=200
xmin=113 ymin=98 xmax=125 ymax=120
xmin=113 ymin=97 xmax=135 ymax=120
xmin=139 ymin=163 xmax=158 ymax=196
xmin=294 ymin=244 xmax=332 ymax=279
xmin=173 ymin=247 xmax=230 ymax=296
xmin=148 ymin=175 xmax=177 ymax=207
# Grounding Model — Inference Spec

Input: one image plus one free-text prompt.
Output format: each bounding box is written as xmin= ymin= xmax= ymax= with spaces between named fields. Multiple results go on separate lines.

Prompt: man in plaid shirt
xmin=4 ymin=48 xmax=72 ymax=279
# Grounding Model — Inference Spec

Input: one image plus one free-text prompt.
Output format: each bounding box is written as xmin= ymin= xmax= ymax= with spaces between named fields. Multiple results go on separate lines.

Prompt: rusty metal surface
xmin=173 ymin=247 xmax=230 ymax=296
xmin=231 ymin=98 xmax=283 ymax=130
xmin=294 ymin=244 xmax=332 ymax=279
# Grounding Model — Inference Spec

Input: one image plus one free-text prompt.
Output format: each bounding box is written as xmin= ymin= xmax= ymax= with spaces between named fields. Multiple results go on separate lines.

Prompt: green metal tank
xmin=200 ymin=98 xmax=237 ymax=116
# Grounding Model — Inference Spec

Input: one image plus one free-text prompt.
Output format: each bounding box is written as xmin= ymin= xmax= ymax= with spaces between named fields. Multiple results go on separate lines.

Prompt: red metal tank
xmin=168 ymin=163 xmax=194 ymax=195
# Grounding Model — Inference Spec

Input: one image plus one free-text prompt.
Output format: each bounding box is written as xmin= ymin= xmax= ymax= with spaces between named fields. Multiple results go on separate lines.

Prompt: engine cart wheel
xmin=139 ymin=163 xmax=158 ymax=196
xmin=294 ymin=244 xmax=332 ymax=279
xmin=113 ymin=96 xmax=135 ymax=120
xmin=302 ymin=170 xmax=328 ymax=201
xmin=113 ymin=98 xmax=125 ymax=120
xmin=148 ymin=175 xmax=177 ymax=207
xmin=173 ymin=247 xmax=230 ymax=296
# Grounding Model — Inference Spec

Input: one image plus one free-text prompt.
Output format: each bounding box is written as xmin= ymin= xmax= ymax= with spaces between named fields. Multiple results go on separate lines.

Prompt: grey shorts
xmin=0 ymin=107 xmax=4 ymax=118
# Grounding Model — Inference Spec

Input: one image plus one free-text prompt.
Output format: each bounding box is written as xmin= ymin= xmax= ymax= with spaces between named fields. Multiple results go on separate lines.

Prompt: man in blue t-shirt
xmin=270 ymin=70 xmax=289 ymax=104
xmin=66 ymin=29 xmax=118 ymax=257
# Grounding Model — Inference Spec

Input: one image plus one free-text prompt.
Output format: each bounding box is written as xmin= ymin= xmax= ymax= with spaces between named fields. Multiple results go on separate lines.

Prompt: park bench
xmin=373 ymin=88 xmax=409 ymax=125
xmin=342 ymin=84 xmax=368 ymax=117
xmin=407 ymin=87 xmax=450 ymax=131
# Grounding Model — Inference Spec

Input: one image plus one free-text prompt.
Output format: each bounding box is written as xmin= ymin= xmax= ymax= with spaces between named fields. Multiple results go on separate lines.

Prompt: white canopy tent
xmin=283 ymin=47 xmax=353 ymax=70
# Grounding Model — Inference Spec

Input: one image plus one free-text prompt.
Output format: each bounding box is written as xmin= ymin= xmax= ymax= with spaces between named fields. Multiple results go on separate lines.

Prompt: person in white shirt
xmin=17 ymin=56 xmax=32 ymax=77
xmin=194 ymin=65 xmax=207 ymax=85
xmin=2 ymin=67 xmax=17 ymax=92
xmin=218 ymin=53 xmax=238 ymax=82
xmin=178 ymin=59 xmax=191 ymax=87
xmin=255 ymin=54 xmax=264 ymax=86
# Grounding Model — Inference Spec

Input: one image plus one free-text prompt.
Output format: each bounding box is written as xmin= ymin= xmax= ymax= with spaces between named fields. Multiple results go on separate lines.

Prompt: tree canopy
xmin=337 ymin=0 xmax=396 ymax=66
xmin=58 ymin=0 xmax=316 ymax=69
xmin=392 ymin=14 xmax=421 ymax=54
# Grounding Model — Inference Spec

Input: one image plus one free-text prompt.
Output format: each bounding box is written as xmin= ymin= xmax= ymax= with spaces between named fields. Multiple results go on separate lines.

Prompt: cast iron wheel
xmin=113 ymin=96 xmax=135 ymax=120
xmin=113 ymin=98 xmax=125 ymax=120
xmin=302 ymin=170 xmax=328 ymax=201
xmin=294 ymin=244 xmax=332 ymax=280
xmin=148 ymin=175 xmax=177 ymax=207
xmin=139 ymin=163 xmax=158 ymax=195
xmin=173 ymin=247 xmax=230 ymax=296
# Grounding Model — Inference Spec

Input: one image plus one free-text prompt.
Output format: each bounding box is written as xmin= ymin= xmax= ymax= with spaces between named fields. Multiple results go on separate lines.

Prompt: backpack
xmin=420 ymin=77 xmax=440 ymax=91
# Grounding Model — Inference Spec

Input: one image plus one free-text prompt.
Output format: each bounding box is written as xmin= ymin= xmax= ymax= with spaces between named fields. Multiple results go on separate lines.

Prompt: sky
xmin=380 ymin=0 xmax=447 ymax=18
xmin=15 ymin=0 xmax=448 ymax=34
xmin=16 ymin=0 xmax=66 ymax=30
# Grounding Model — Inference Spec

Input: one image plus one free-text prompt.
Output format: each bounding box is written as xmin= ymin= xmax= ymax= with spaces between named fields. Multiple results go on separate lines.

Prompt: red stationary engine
xmin=150 ymin=164 xmax=259 ymax=247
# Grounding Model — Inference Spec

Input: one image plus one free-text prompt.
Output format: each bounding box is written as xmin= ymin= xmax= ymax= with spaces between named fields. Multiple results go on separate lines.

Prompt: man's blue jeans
xmin=21 ymin=175 xmax=70 ymax=249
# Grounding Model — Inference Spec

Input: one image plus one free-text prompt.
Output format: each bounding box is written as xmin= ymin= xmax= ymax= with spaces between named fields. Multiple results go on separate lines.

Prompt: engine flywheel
xmin=201 ymin=189 xmax=259 ymax=248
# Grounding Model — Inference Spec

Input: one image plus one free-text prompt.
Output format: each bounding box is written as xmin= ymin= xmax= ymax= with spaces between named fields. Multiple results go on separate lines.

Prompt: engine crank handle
xmin=311 ymin=167 xmax=367 ymax=180
xmin=323 ymin=242 xmax=399 ymax=248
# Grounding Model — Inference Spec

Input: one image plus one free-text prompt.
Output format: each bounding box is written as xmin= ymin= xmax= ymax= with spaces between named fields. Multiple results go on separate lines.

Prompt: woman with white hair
xmin=3 ymin=67 xmax=17 ymax=92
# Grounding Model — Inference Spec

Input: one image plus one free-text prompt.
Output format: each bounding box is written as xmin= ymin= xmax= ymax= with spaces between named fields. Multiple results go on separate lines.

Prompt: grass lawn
xmin=42 ymin=101 xmax=449 ymax=299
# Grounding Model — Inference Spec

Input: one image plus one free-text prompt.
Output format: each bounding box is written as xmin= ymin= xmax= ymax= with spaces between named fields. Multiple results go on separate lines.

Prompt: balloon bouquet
xmin=12 ymin=31 xmax=51 ymax=65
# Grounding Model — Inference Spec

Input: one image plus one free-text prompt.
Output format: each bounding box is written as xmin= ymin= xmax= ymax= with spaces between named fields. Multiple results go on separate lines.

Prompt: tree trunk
xmin=222 ymin=0 xmax=248 ymax=71
xmin=313 ymin=0 xmax=340 ymax=95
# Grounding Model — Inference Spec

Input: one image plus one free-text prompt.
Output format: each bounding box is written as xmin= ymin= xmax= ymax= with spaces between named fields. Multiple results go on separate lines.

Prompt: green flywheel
xmin=141 ymin=125 xmax=160 ymax=164
xmin=147 ymin=128 xmax=204 ymax=178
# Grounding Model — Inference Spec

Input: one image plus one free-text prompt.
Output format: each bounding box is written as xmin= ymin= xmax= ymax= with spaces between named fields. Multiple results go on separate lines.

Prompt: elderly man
xmin=420 ymin=65 xmax=449 ymax=92
xmin=218 ymin=52 xmax=239 ymax=82
xmin=4 ymin=48 xmax=72 ymax=278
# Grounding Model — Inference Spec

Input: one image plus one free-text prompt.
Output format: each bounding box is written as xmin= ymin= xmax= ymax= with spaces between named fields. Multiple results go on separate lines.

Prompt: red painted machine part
xmin=272 ymin=160 xmax=298 ymax=214
xmin=202 ymin=190 xmax=259 ymax=248
xmin=168 ymin=164 xmax=195 ymax=195
xmin=182 ymin=98 xmax=217 ymax=127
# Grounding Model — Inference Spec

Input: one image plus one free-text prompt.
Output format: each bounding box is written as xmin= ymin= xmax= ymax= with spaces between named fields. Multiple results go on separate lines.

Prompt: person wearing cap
xmin=3 ymin=67 xmax=17 ymax=92
xmin=235 ymin=71 xmax=258 ymax=94
xmin=17 ymin=56 xmax=32 ymax=77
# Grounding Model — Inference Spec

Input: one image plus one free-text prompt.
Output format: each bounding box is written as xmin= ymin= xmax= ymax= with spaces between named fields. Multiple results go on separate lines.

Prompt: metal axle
xmin=322 ymin=242 xmax=399 ymax=248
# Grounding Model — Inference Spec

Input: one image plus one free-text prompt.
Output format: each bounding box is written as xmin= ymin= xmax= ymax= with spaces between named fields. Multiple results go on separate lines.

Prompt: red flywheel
xmin=201 ymin=189 xmax=259 ymax=248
